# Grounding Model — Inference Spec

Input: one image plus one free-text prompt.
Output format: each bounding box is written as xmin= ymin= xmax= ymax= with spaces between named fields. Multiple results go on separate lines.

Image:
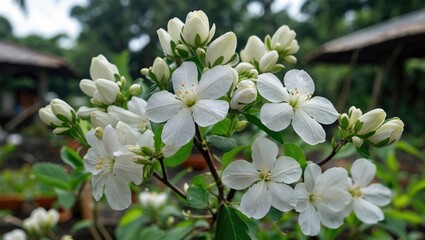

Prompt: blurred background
xmin=0 ymin=0 xmax=424 ymax=238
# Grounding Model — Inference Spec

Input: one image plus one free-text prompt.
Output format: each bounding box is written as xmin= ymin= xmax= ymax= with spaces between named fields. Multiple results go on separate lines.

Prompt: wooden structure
xmin=305 ymin=9 xmax=425 ymax=113
xmin=0 ymin=40 xmax=76 ymax=131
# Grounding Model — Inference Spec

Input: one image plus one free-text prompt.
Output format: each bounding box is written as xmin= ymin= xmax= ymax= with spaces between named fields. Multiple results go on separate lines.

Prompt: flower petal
xmin=298 ymin=204 xmax=321 ymax=236
xmin=172 ymin=62 xmax=199 ymax=93
xmin=260 ymin=102 xmax=294 ymax=131
xmin=86 ymin=129 xmax=107 ymax=157
xmin=105 ymin=175 xmax=132 ymax=210
xmin=257 ymin=73 xmax=288 ymax=102
xmin=315 ymin=202 xmax=345 ymax=229
xmin=240 ymin=181 xmax=272 ymax=219
xmin=271 ymin=156 xmax=302 ymax=184
xmin=351 ymin=158 xmax=376 ymax=187
xmin=317 ymin=167 xmax=350 ymax=192
xmin=84 ymin=148 xmax=100 ymax=174
xmin=115 ymin=121 xmax=141 ymax=144
xmin=103 ymin=125 xmax=120 ymax=156
xmin=320 ymin=187 xmax=352 ymax=212
xmin=353 ymin=198 xmax=384 ymax=224
xmin=192 ymin=99 xmax=229 ymax=127
xmin=302 ymin=96 xmax=338 ymax=124
xmin=222 ymin=160 xmax=259 ymax=190
xmin=162 ymin=108 xmax=195 ymax=147
xmin=269 ymin=182 xmax=296 ymax=212
xmin=304 ymin=163 xmax=322 ymax=193
xmin=251 ymin=137 xmax=278 ymax=171
xmin=292 ymin=109 xmax=325 ymax=145
xmin=294 ymin=183 xmax=310 ymax=212
xmin=92 ymin=174 xmax=108 ymax=201
xmin=127 ymin=97 xmax=147 ymax=115
xmin=146 ymin=91 xmax=183 ymax=123
xmin=362 ymin=183 xmax=392 ymax=206
xmin=195 ymin=65 xmax=233 ymax=99
xmin=284 ymin=69 xmax=314 ymax=94
xmin=114 ymin=154 xmax=143 ymax=185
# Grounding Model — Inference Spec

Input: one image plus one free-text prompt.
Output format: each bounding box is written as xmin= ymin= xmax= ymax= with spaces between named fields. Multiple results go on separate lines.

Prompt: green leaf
xmin=356 ymin=144 xmax=371 ymax=158
xmin=154 ymin=125 xmax=165 ymax=153
xmin=116 ymin=215 xmax=151 ymax=240
xmin=32 ymin=163 xmax=70 ymax=190
xmin=71 ymin=220 xmax=93 ymax=234
xmin=163 ymin=225 xmax=192 ymax=240
xmin=396 ymin=141 xmax=425 ymax=160
xmin=186 ymin=186 xmax=209 ymax=209
xmin=60 ymin=146 xmax=83 ymax=169
xmin=244 ymin=114 xmax=284 ymax=144
xmin=69 ymin=169 xmax=90 ymax=190
xmin=206 ymin=135 xmax=238 ymax=152
xmin=192 ymin=175 xmax=208 ymax=189
xmin=386 ymin=209 xmax=423 ymax=224
xmin=119 ymin=207 xmax=144 ymax=226
xmin=55 ymin=188 xmax=75 ymax=209
xmin=284 ymin=143 xmax=307 ymax=168
xmin=216 ymin=205 xmax=250 ymax=240
xmin=164 ymin=140 xmax=193 ymax=167
xmin=222 ymin=145 xmax=249 ymax=170
xmin=210 ymin=118 xmax=231 ymax=136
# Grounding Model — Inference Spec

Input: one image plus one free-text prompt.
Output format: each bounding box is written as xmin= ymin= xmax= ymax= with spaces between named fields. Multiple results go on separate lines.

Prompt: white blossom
xmin=356 ymin=108 xmax=386 ymax=136
xmin=3 ymin=229 xmax=27 ymax=240
xmin=222 ymin=137 xmax=302 ymax=219
xmin=257 ymin=70 xmax=339 ymax=145
xmin=39 ymin=105 xmax=63 ymax=127
xmin=139 ymin=191 xmax=168 ymax=209
xmin=90 ymin=54 xmax=119 ymax=81
xmin=205 ymin=32 xmax=237 ymax=67
xmin=368 ymin=118 xmax=404 ymax=146
xmin=182 ymin=10 xmax=215 ymax=47
xmin=230 ymin=80 xmax=257 ymax=110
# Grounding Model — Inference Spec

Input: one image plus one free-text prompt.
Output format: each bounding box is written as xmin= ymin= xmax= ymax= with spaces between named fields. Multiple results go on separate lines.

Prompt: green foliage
xmin=284 ymin=143 xmax=307 ymax=169
xmin=215 ymin=205 xmax=250 ymax=240
xmin=164 ymin=141 xmax=193 ymax=167
xmin=186 ymin=186 xmax=209 ymax=209
xmin=207 ymin=135 xmax=238 ymax=152
xmin=244 ymin=114 xmax=284 ymax=144
xmin=60 ymin=146 xmax=84 ymax=169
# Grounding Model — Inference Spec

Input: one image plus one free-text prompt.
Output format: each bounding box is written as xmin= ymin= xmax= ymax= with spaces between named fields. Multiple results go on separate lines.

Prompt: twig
xmin=153 ymin=172 xmax=186 ymax=199
xmin=315 ymin=139 xmax=347 ymax=166
xmin=226 ymin=189 xmax=236 ymax=202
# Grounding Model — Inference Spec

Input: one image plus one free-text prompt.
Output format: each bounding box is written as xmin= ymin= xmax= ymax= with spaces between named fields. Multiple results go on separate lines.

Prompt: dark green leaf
xmin=207 ymin=135 xmax=238 ymax=152
xmin=32 ymin=163 xmax=70 ymax=190
xmin=60 ymin=146 xmax=83 ymax=169
xmin=154 ymin=125 xmax=164 ymax=153
xmin=356 ymin=144 xmax=371 ymax=158
xmin=192 ymin=175 xmax=207 ymax=189
xmin=244 ymin=114 xmax=284 ymax=144
xmin=164 ymin=140 xmax=193 ymax=167
xmin=222 ymin=145 xmax=250 ymax=170
xmin=210 ymin=118 xmax=231 ymax=136
xmin=163 ymin=225 xmax=192 ymax=240
xmin=69 ymin=169 xmax=90 ymax=190
xmin=267 ymin=207 xmax=282 ymax=222
xmin=186 ymin=186 xmax=209 ymax=209
xmin=216 ymin=205 xmax=250 ymax=240
xmin=284 ymin=143 xmax=307 ymax=168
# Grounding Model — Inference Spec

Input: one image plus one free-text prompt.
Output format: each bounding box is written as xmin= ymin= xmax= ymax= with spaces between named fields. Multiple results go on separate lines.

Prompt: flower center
xmin=175 ymin=83 xmax=197 ymax=107
xmin=96 ymin=156 xmax=114 ymax=172
xmin=259 ymin=170 xmax=272 ymax=182
xmin=349 ymin=186 xmax=363 ymax=198
xmin=288 ymin=88 xmax=311 ymax=108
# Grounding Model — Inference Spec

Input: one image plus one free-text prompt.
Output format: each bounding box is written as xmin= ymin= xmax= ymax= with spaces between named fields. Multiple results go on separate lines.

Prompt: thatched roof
xmin=0 ymin=40 xmax=76 ymax=78
xmin=305 ymin=8 xmax=425 ymax=64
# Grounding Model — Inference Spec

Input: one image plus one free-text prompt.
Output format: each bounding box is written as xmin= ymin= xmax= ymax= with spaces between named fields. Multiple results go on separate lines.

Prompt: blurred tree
xmin=0 ymin=16 xmax=14 ymax=40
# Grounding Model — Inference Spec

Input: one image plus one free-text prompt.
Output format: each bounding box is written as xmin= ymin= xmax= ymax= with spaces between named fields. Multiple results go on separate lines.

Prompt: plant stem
xmin=226 ymin=189 xmax=236 ymax=202
xmin=194 ymin=125 xmax=225 ymax=200
xmin=153 ymin=172 xmax=186 ymax=199
xmin=316 ymin=139 xmax=348 ymax=166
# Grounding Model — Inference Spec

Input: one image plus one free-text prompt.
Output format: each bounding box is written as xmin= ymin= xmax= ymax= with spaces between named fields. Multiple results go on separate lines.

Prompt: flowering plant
xmin=38 ymin=10 xmax=404 ymax=239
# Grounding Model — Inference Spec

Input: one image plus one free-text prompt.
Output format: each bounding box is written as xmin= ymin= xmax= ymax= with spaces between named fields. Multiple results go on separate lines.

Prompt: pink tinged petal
xmin=257 ymin=73 xmax=289 ymax=102
xmin=294 ymin=183 xmax=310 ymax=212
xmin=362 ymin=183 xmax=392 ymax=206
xmin=268 ymin=182 xmax=296 ymax=212
xmin=162 ymin=108 xmax=195 ymax=148
xmin=240 ymin=181 xmax=272 ymax=219
xmin=292 ymin=109 xmax=325 ymax=145
xmin=315 ymin=202 xmax=346 ymax=229
xmin=84 ymin=149 xmax=101 ymax=174
xmin=298 ymin=204 xmax=321 ymax=236
xmin=304 ymin=163 xmax=322 ymax=192
xmin=195 ymin=65 xmax=233 ymax=99
xmin=222 ymin=160 xmax=259 ymax=190
xmin=320 ymin=187 xmax=352 ymax=212
xmin=317 ymin=167 xmax=350 ymax=192
xmin=302 ymin=96 xmax=339 ymax=124
xmin=351 ymin=158 xmax=376 ymax=187
xmin=353 ymin=198 xmax=384 ymax=224
xmin=105 ymin=175 xmax=132 ymax=210
xmin=271 ymin=156 xmax=302 ymax=184
xmin=260 ymin=102 xmax=294 ymax=131
xmin=146 ymin=91 xmax=183 ymax=123
xmin=114 ymin=155 xmax=143 ymax=185
xmin=192 ymin=99 xmax=229 ymax=127
xmin=103 ymin=125 xmax=120 ymax=157
xmin=92 ymin=174 xmax=108 ymax=201
xmin=172 ymin=62 xmax=199 ymax=93
xmin=284 ymin=69 xmax=315 ymax=94
xmin=251 ymin=137 xmax=278 ymax=171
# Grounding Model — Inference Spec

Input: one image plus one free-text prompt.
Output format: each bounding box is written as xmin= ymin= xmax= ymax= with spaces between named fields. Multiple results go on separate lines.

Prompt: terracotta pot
xmin=182 ymin=153 xmax=208 ymax=170
xmin=0 ymin=195 xmax=23 ymax=211
xmin=34 ymin=196 xmax=57 ymax=209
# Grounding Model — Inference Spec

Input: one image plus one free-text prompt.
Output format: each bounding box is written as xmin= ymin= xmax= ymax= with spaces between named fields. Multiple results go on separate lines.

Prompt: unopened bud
xmin=357 ymin=108 xmax=386 ymax=136
xmin=183 ymin=183 xmax=189 ymax=193
xmin=90 ymin=54 xmax=119 ymax=81
xmin=129 ymin=84 xmax=142 ymax=96
xmin=140 ymin=68 xmax=149 ymax=76
xmin=141 ymin=146 xmax=154 ymax=156
xmin=134 ymin=155 xmax=153 ymax=165
xmin=39 ymin=105 xmax=62 ymax=126
xmin=352 ymin=136 xmax=363 ymax=148
xmin=235 ymin=120 xmax=248 ymax=132
xmin=95 ymin=79 xmax=120 ymax=105
xmin=51 ymin=99 xmax=75 ymax=123
xmin=259 ymin=50 xmax=279 ymax=73
xmin=53 ymin=127 xmax=70 ymax=135
xmin=368 ymin=118 xmax=404 ymax=146
xmin=95 ymin=127 xmax=104 ymax=139
xmin=120 ymin=76 xmax=126 ymax=86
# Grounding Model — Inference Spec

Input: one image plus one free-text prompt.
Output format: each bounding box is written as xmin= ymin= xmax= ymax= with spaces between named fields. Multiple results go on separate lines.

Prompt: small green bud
xmin=95 ymin=127 xmax=104 ymax=139
xmin=129 ymin=84 xmax=142 ymax=96
xmin=235 ymin=120 xmax=248 ymax=132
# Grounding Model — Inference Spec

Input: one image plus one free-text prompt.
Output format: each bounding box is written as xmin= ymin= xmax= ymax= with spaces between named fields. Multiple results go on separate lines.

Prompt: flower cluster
xmin=38 ymin=9 xmax=404 ymax=238
xmin=23 ymin=207 xmax=59 ymax=237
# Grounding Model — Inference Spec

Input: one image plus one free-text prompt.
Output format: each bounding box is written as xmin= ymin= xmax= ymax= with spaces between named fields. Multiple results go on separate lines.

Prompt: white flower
xmin=182 ymin=10 xmax=215 ymax=47
xmin=146 ymin=62 xmax=233 ymax=148
xmin=108 ymin=97 xmax=150 ymax=131
xmin=3 ymin=229 xmax=26 ymax=240
xmin=95 ymin=79 xmax=120 ymax=105
xmin=222 ymin=137 xmax=302 ymax=219
xmin=348 ymin=158 xmax=392 ymax=224
xmin=368 ymin=118 xmax=404 ymax=146
xmin=139 ymin=191 xmax=168 ymax=209
xmin=168 ymin=17 xmax=184 ymax=43
xmin=205 ymin=32 xmax=237 ymax=67
xmin=258 ymin=50 xmax=279 ymax=73
xmin=83 ymin=123 xmax=146 ymax=210
xmin=269 ymin=25 xmax=299 ymax=63
xmin=79 ymin=79 xmax=97 ymax=97
xmin=39 ymin=105 xmax=63 ymax=126
xmin=151 ymin=57 xmax=170 ymax=85
xmin=23 ymin=207 xmax=59 ymax=235
xmin=294 ymin=163 xmax=351 ymax=236
xmin=240 ymin=36 xmax=266 ymax=63
xmin=90 ymin=110 xmax=119 ymax=128
xmin=356 ymin=108 xmax=386 ymax=136
xmin=50 ymin=99 xmax=75 ymax=122
xmin=90 ymin=54 xmax=119 ymax=81
xmin=157 ymin=29 xmax=173 ymax=56
xmin=230 ymin=80 xmax=257 ymax=110
xmin=257 ymin=70 xmax=339 ymax=145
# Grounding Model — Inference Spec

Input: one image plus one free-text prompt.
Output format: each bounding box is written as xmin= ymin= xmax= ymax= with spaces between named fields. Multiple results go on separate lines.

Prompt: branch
xmin=315 ymin=139 xmax=347 ymax=166
xmin=153 ymin=172 xmax=186 ymax=199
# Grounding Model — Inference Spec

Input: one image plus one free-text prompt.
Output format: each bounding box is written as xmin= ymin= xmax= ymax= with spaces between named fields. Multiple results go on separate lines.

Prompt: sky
xmin=0 ymin=0 xmax=304 ymax=49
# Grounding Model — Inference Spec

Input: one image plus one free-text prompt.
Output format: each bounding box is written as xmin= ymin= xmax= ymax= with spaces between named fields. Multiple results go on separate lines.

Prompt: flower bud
xmin=79 ymin=79 xmax=96 ymax=97
xmin=352 ymin=136 xmax=364 ymax=148
xmin=95 ymin=79 xmax=120 ymax=105
xmin=91 ymin=111 xmax=118 ymax=128
xmin=235 ymin=62 xmax=255 ymax=74
xmin=151 ymin=57 xmax=170 ymax=85
xmin=3 ymin=229 xmax=27 ymax=240
xmin=53 ymin=127 xmax=70 ymax=135
xmin=140 ymin=68 xmax=149 ymax=76
xmin=356 ymin=108 xmax=386 ymax=136
xmin=157 ymin=28 xmax=173 ymax=56
xmin=183 ymin=183 xmax=189 ymax=193
xmin=368 ymin=118 xmax=404 ymax=146
xmin=45 ymin=208 xmax=59 ymax=229
xmin=39 ymin=105 xmax=62 ymax=126
xmin=259 ymin=50 xmax=279 ymax=73
xmin=235 ymin=120 xmax=248 ymax=132
xmin=175 ymin=44 xmax=189 ymax=57
xmin=95 ymin=127 xmax=104 ymax=139
xmin=206 ymin=32 xmax=237 ymax=67
xmin=51 ymin=98 xmax=75 ymax=122
xmin=283 ymin=55 xmax=297 ymax=64
xmin=182 ymin=10 xmax=215 ymax=47
xmin=230 ymin=80 xmax=257 ymax=109
xmin=90 ymin=54 xmax=119 ymax=81
xmin=167 ymin=17 xmax=184 ymax=43
xmin=270 ymin=25 xmax=296 ymax=51
xmin=240 ymin=36 xmax=266 ymax=63
xmin=129 ymin=84 xmax=142 ymax=96
xmin=348 ymin=106 xmax=362 ymax=127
